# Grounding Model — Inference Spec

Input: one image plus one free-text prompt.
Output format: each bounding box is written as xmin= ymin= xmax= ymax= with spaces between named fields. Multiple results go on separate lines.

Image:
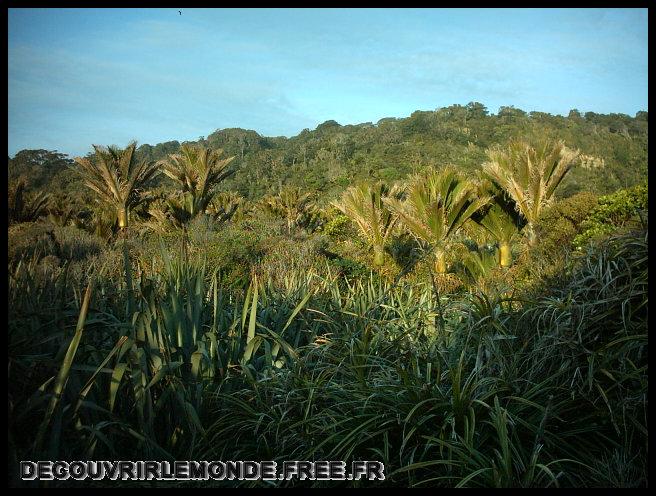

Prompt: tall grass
xmin=8 ymin=227 xmax=648 ymax=487
xmin=199 ymin=229 xmax=648 ymax=487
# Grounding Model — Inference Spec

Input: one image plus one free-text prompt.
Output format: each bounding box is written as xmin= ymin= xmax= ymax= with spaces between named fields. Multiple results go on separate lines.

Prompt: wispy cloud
xmin=8 ymin=8 xmax=648 ymax=157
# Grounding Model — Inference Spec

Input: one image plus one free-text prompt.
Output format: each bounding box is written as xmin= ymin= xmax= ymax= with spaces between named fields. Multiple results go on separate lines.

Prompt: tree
xmin=385 ymin=168 xmax=490 ymax=274
xmin=73 ymin=142 xmax=159 ymax=229
xmin=482 ymin=139 xmax=580 ymax=246
xmin=498 ymin=106 xmax=527 ymax=121
xmin=46 ymin=193 xmax=86 ymax=228
xmin=157 ymin=144 xmax=236 ymax=221
xmin=473 ymin=180 xmax=524 ymax=267
xmin=386 ymin=168 xmax=489 ymax=334
xmin=8 ymin=179 xmax=50 ymax=225
xmin=316 ymin=120 xmax=341 ymax=133
xmin=260 ymin=186 xmax=318 ymax=234
xmin=466 ymin=101 xmax=489 ymax=119
xmin=206 ymin=191 xmax=245 ymax=224
xmin=332 ymin=181 xmax=404 ymax=268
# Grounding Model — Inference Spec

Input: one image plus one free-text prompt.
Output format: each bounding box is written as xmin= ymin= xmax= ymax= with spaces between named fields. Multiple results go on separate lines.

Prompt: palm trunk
xmin=118 ymin=206 xmax=129 ymax=229
xmin=434 ymin=250 xmax=447 ymax=274
xmin=431 ymin=249 xmax=447 ymax=335
xmin=430 ymin=271 xmax=446 ymax=336
xmin=526 ymin=223 xmax=537 ymax=247
xmin=499 ymin=240 xmax=512 ymax=267
xmin=122 ymin=237 xmax=134 ymax=321
xmin=373 ymin=244 xmax=385 ymax=268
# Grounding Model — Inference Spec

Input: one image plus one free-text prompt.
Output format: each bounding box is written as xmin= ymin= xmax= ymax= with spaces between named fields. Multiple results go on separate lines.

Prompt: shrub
xmin=192 ymin=222 xmax=266 ymax=288
xmin=255 ymin=233 xmax=330 ymax=285
xmin=573 ymin=183 xmax=648 ymax=249
xmin=8 ymin=221 xmax=105 ymax=265
xmin=535 ymin=191 xmax=599 ymax=254
xmin=321 ymin=210 xmax=351 ymax=239
xmin=200 ymin=227 xmax=647 ymax=488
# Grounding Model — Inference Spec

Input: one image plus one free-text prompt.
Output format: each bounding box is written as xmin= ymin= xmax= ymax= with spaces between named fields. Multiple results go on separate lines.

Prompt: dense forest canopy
xmin=9 ymin=103 xmax=648 ymax=203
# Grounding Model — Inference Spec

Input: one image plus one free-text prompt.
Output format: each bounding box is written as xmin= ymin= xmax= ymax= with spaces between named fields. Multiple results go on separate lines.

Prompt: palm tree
xmin=157 ymin=144 xmax=235 ymax=220
xmin=46 ymin=194 xmax=78 ymax=227
xmin=73 ymin=141 xmax=159 ymax=229
xmin=260 ymin=186 xmax=317 ymax=234
xmin=144 ymin=196 xmax=191 ymax=233
xmin=387 ymin=168 xmax=489 ymax=334
xmin=332 ymin=181 xmax=403 ymax=268
xmin=207 ymin=191 xmax=245 ymax=224
xmin=385 ymin=167 xmax=490 ymax=275
xmin=482 ymin=139 xmax=579 ymax=246
xmin=461 ymin=242 xmax=498 ymax=284
xmin=8 ymin=179 xmax=50 ymax=225
xmin=473 ymin=180 xmax=525 ymax=268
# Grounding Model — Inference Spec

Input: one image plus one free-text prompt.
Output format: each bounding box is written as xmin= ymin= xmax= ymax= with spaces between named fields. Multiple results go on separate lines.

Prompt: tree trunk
xmin=373 ymin=244 xmax=385 ymax=268
xmin=434 ymin=250 xmax=447 ymax=274
xmin=526 ymin=223 xmax=537 ymax=247
xmin=499 ymin=241 xmax=512 ymax=267
xmin=430 ymin=270 xmax=446 ymax=336
xmin=118 ymin=206 xmax=129 ymax=229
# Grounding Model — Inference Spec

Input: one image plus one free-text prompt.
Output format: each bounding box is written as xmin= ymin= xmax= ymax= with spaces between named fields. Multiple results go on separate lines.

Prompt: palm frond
xmin=72 ymin=142 xmax=159 ymax=228
xmin=482 ymin=139 xmax=579 ymax=245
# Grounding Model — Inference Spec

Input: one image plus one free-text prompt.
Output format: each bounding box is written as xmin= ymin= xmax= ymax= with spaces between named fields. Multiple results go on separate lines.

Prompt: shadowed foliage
xmin=473 ymin=179 xmax=525 ymax=267
xmin=8 ymin=179 xmax=50 ymax=225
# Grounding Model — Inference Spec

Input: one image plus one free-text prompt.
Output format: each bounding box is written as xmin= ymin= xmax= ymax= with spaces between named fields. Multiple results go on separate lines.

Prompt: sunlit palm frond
xmin=332 ymin=181 xmax=402 ymax=267
xmin=207 ymin=191 xmax=244 ymax=224
xmin=386 ymin=167 xmax=490 ymax=273
xmin=482 ymin=138 xmax=579 ymax=245
xmin=260 ymin=186 xmax=317 ymax=234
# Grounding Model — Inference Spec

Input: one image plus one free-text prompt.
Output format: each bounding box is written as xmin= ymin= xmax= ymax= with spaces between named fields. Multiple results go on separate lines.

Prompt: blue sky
xmin=8 ymin=8 xmax=648 ymax=158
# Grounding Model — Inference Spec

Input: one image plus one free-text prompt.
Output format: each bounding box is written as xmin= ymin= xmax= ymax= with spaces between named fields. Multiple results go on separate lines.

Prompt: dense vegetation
xmin=9 ymin=104 xmax=648 ymax=204
xmin=8 ymin=103 xmax=648 ymax=487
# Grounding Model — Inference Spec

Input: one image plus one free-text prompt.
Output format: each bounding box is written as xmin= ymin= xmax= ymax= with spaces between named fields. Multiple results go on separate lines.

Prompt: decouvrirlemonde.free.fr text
xmin=21 ymin=460 xmax=385 ymax=481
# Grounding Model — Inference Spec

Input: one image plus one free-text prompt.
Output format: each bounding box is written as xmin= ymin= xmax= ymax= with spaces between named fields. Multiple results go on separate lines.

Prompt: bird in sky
xmin=178 ymin=10 xmax=182 ymax=15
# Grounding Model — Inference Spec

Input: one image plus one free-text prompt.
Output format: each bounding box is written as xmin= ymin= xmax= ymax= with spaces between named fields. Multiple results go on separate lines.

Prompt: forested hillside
xmin=9 ymin=103 xmax=648 ymax=204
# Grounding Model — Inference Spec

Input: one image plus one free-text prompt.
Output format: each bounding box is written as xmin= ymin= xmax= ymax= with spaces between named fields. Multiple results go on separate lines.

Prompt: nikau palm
xmin=145 ymin=196 xmax=192 ymax=232
xmin=474 ymin=180 xmax=524 ymax=268
xmin=482 ymin=139 xmax=579 ymax=246
xmin=261 ymin=186 xmax=317 ymax=234
xmin=8 ymin=179 xmax=50 ymax=225
xmin=73 ymin=142 xmax=159 ymax=229
xmin=207 ymin=191 xmax=245 ymax=224
xmin=386 ymin=168 xmax=490 ymax=274
xmin=333 ymin=181 xmax=403 ymax=268
xmin=157 ymin=144 xmax=236 ymax=220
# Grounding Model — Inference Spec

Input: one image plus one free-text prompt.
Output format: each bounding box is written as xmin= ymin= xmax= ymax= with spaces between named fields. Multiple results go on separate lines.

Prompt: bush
xmin=201 ymin=227 xmax=647 ymax=488
xmin=573 ymin=183 xmax=648 ymax=249
xmin=8 ymin=221 xmax=105 ymax=265
xmin=255 ymin=233 xmax=331 ymax=285
xmin=535 ymin=191 xmax=600 ymax=254
xmin=321 ymin=211 xmax=351 ymax=239
xmin=191 ymin=221 xmax=267 ymax=288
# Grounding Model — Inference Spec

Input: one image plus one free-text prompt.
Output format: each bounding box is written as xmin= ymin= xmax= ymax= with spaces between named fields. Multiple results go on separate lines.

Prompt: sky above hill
xmin=8 ymin=8 xmax=648 ymax=158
